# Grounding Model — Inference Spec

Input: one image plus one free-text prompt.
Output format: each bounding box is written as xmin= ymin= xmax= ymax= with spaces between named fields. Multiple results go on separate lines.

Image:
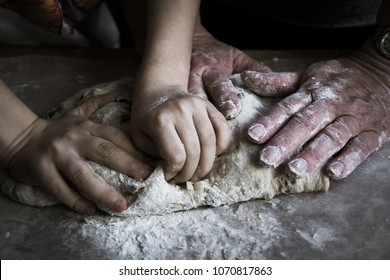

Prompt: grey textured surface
xmin=0 ymin=49 xmax=389 ymax=259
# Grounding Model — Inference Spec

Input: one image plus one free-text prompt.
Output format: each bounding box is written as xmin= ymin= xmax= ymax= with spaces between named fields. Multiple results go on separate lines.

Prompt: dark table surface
xmin=0 ymin=47 xmax=389 ymax=260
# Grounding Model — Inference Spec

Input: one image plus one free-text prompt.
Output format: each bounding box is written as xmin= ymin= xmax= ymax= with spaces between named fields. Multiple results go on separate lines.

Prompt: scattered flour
xmin=60 ymin=202 xmax=286 ymax=259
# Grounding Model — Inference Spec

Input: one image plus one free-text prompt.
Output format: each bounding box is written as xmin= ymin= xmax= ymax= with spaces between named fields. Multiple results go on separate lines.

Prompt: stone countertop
xmin=0 ymin=47 xmax=389 ymax=259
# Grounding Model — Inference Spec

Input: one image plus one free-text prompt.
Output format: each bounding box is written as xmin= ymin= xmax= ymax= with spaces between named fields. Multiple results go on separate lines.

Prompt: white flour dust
xmin=61 ymin=201 xmax=286 ymax=259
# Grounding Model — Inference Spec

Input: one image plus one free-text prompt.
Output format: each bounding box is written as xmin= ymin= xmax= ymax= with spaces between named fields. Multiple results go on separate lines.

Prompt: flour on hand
xmin=0 ymin=77 xmax=329 ymax=216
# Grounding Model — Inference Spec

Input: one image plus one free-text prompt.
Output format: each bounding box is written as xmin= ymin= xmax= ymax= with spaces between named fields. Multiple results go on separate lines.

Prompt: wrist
xmin=1 ymin=117 xmax=43 ymax=168
xmin=135 ymin=59 xmax=190 ymax=94
xmin=0 ymin=80 xmax=39 ymax=166
xmin=132 ymin=84 xmax=188 ymax=117
xmin=346 ymin=38 xmax=390 ymax=90
xmin=134 ymin=79 xmax=187 ymax=100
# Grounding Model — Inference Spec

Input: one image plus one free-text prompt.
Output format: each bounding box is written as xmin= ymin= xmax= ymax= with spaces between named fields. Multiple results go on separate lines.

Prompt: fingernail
xmin=113 ymin=198 xmax=127 ymax=213
xmin=260 ymin=146 xmax=282 ymax=167
xmin=328 ymin=162 xmax=345 ymax=178
xmin=222 ymin=100 xmax=241 ymax=120
xmin=288 ymin=158 xmax=308 ymax=177
xmin=248 ymin=124 xmax=266 ymax=142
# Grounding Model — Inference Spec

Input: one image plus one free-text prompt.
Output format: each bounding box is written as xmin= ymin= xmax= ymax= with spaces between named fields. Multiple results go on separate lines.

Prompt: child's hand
xmin=3 ymin=93 xmax=153 ymax=215
xmin=131 ymin=87 xmax=230 ymax=183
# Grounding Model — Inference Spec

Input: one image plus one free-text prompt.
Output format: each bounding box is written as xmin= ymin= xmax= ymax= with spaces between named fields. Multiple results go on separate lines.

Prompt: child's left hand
xmin=131 ymin=86 xmax=231 ymax=183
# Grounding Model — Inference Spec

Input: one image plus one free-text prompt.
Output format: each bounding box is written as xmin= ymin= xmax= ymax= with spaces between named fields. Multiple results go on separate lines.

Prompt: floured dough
xmin=0 ymin=77 xmax=329 ymax=216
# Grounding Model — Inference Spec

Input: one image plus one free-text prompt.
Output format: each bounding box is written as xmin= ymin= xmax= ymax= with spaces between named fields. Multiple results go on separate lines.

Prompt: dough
xmin=0 ymin=77 xmax=329 ymax=216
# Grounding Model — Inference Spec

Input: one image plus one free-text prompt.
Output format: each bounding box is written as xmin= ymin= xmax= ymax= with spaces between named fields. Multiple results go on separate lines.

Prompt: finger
xmin=131 ymin=127 xmax=159 ymax=157
xmin=248 ymin=91 xmax=312 ymax=144
xmin=207 ymin=104 xmax=231 ymax=156
xmin=191 ymin=113 xmax=217 ymax=181
xmin=40 ymin=164 xmax=96 ymax=215
xmin=66 ymin=91 xmax=120 ymax=118
xmin=326 ymin=131 xmax=388 ymax=180
xmin=89 ymin=124 xmax=154 ymax=180
xmin=287 ymin=116 xmax=360 ymax=178
xmin=83 ymin=137 xmax=153 ymax=181
xmin=59 ymin=154 xmax=128 ymax=213
xmin=188 ymin=71 xmax=208 ymax=100
xmin=150 ymin=122 xmax=187 ymax=181
xmin=203 ymin=69 xmax=242 ymax=119
xmin=233 ymin=53 xmax=271 ymax=73
xmin=241 ymin=71 xmax=300 ymax=96
xmin=259 ymin=100 xmax=336 ymax=168
xmin=170 ymin=120 xmax=201 ymax=183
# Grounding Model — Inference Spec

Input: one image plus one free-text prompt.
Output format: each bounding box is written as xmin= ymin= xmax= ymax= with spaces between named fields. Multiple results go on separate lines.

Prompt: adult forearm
xmin=0 ymin=79 xmax=38 ymax=166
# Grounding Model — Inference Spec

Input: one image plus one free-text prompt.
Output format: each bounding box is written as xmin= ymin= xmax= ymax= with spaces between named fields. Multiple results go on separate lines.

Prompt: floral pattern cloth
xmin=0 ymin=0 xmax=103 ymax=34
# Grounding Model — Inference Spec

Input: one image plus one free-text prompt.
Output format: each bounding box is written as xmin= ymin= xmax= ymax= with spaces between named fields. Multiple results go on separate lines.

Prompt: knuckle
xmin=96 ymin=142 xmax=116 ymax=159
xmin=293 ymin=112 xmax=317 ymax=131
xmin=47 ymin=134 xmax=76 ymax=158
xmin=154 ymin=109 xmax=174 ymax=126
xmin=294 ymin=103 xmax=330 ymax=132
xmin=78 ymin=119 xmax=95 ymax=129
xmin=166 ymin=152 xmax=186 ymax=171
xmin=71 ymin=168 xmax=90 ymax=186
xmin=62 ymin=129 xmax=81 ymax=143
xmin=49 ymin=138 xmax=66 ymax=156
xmin=323 ymin=124 xmax=348 ymax=145
xmin=321 ymin=128 xmax=343 ymax=147
xmin=275 ymin=101 xmax=295 ymax=115
xmin=172 ymin=151 xmax=186 ymax=167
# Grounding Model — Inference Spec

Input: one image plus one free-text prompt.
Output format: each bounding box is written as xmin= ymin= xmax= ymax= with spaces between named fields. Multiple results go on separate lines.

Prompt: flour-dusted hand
xmin=189 ymin=20 xmax=299 ymax=119
xmin=248 ymin=40 xmax=390 ymax=179
xmin=3 ymin=92 xmax=153 ymax=214
xmin=131 ymin=87 xmax=230 ymax=183
xmin=128 ymin=1 xmax=232 ymax=183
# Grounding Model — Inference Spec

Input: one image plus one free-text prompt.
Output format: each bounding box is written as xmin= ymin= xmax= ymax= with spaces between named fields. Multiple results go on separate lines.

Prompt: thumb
xmin=188 ymin=71 xmax=208 ymax=100
xmin=241 ymin=70 xmax=300 ymax=97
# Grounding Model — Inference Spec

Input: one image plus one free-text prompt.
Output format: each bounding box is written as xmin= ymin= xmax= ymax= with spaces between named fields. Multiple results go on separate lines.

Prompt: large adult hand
xmin=131 ymin=87 xmax=230 ymax=183
xmin=189 ymin=27 xmax=299 ymax=119
xmin=4 ymin=92 xmax=153 ymax=214
xmin=247 ymin=40 xmax=390 ymax=180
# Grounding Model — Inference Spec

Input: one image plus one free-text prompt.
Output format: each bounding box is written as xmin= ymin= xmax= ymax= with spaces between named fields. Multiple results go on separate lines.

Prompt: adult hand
xmin=189 ymin=23 xmax=299 ymax=119
xmin=131 ymin=87 xmax=230 ymax=183
xmin=4 ymin=92 xmax=153 ymax=214
xmin=247 ymin=40 xmax=390 ymax=179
